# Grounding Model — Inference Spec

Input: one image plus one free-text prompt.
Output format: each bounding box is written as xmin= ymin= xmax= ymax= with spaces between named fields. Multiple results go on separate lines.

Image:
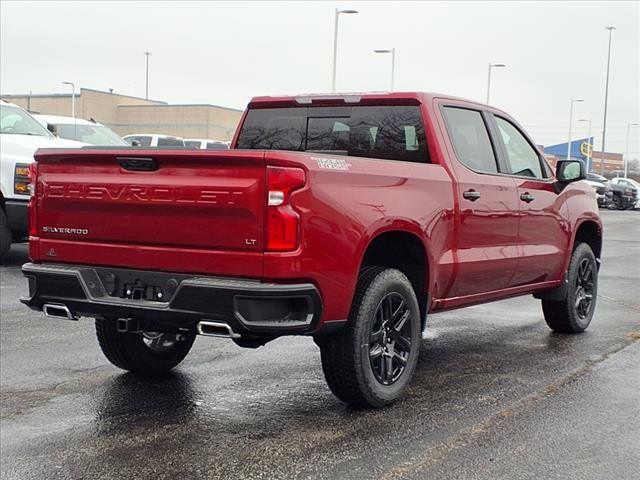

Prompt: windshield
xmin=618 ymin=178 xmax=640 ymax=189
xmin=0 ymin=105 xmax=53 ymax=137
xmin=54 ymin=123 xmax=127 ymax=146
xmin=236 ymin=105 xmax=429 ymax=163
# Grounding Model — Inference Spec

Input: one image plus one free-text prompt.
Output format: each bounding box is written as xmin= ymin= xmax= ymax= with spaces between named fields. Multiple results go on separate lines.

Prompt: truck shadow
xmin=93 ymin=371 xmax=198 ymax=434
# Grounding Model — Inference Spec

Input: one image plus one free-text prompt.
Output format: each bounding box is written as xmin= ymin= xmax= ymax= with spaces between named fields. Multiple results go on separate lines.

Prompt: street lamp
xmin=61 ymin=81 xmax=76 ymax=139
xmin=600 ymin=26 xmax=616 ymax=174
xmin=373 ymin=48 xmax=396 ymax=91
xmin=624 ymin=122 xmax=639 ymax=178
xmin=144 ymin=51 xmax=152 ymax=100
xmin=331 ymin=8 xmax=358 ymax=93
xmin=486 ymin=63 xmax=506 ymax=104
xmin=578 ymin=118 xmax=592 ymax=172
xmin=567 ymin=99 xmax=584 ymax=160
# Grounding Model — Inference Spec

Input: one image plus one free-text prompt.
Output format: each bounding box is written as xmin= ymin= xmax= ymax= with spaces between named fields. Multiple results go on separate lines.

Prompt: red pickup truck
xmin=21 ymin=92 xmax=602 ymax=408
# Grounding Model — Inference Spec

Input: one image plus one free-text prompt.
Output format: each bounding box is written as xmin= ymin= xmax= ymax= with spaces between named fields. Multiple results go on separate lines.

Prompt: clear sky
xmin=1 ymin=1 xmax=638 ymax=157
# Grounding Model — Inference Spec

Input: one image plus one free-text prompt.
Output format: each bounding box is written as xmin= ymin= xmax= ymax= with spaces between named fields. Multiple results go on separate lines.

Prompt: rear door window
xmin=442 ymin=107 xmax=498 ymax=173
xmin=236 ymin=105 xmax=429 ymax=163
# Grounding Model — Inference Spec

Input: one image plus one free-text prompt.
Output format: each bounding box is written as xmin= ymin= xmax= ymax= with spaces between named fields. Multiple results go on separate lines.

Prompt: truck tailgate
xmin=32 ymin=149 xmax=266 ymax=273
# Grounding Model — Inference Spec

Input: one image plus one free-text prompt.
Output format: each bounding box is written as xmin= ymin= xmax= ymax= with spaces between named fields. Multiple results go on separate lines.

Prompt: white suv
xmin=0 ymin=101 xmax=85 ymax=258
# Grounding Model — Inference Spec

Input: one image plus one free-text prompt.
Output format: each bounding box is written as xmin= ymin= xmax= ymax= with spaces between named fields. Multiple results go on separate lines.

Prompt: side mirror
xmin=556 ymin=160 xmax=585 ymax=183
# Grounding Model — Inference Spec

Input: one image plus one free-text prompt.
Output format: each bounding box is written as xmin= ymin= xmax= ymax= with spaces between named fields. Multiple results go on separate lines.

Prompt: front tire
xmin=541 ymin=242 xmax=598 ymax=333
xmin=317 ymin=267 xmax=421 ymax=408
xmin=95 ymin=318 xmax=196 ymax=375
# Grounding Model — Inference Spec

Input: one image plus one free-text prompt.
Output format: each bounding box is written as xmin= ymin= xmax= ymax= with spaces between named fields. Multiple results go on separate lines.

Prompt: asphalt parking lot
xmin=1 ymin=210 xmax=639 ymax=480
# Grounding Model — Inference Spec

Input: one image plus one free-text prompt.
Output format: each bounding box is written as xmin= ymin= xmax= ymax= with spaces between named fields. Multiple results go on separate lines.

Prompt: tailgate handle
xmin=118 ymin=157 xmax=158 ymax=172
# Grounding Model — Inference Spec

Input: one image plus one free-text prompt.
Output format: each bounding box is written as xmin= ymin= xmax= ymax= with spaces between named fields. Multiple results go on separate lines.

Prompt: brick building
xmin=1 ymin=88 xmax=243 ymax=141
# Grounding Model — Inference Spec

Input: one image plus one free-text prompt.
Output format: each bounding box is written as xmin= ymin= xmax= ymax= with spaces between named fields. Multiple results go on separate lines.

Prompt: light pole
xmin=600 ymin=26 xmax=616 ymax=174
xmin=61 ymin=81 xmax=76 ymax=139
xmin=578 ymin=118 xmax=592 ymax=172
xmin=373 ymin=48 xmax=396 ymax=91
xmin=567 ymin=98 xmax=584 ymax=160
xmin=624 ymin=122 xmax=639 ymax=178
xmin=486 ymin=63 xmax=506 ymax=104
xmin=144 ymin=51 xmax=152 ymax=100
xmin=331 ymin=9 xmax=358 ymax=93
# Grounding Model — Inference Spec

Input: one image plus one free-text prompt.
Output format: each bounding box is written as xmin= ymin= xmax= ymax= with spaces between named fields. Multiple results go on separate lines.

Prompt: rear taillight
xmin=28 ymin=162 xmax=38 ymax=236
xmin=266 ymin=166 xmax=305 ymax=251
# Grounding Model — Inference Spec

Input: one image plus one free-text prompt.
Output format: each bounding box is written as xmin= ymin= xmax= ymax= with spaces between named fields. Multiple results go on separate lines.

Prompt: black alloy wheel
xmin=368 ymin=292 xmax=413 ymax=386
xmin=574 ymin=258 xmax=595 ymax=320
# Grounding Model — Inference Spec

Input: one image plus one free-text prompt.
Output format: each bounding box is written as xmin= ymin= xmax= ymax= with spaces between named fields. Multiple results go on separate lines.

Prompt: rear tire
xmin=95 ymin=318 xmax=196 ymax=375
xmin=541 ymin=242 xmax=598 ymax=333
xmin=0 ymin=209 xmax=12 ymax=260
xmin=317 ymin=267 xmax=421 ymax=408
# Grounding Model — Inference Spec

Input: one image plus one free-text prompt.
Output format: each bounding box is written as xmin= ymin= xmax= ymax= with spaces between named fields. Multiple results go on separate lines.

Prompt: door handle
xmin=462 ymin=189 xmax=481 ymax=201
xmin=520 ymin=192 xmax=535 ymax=203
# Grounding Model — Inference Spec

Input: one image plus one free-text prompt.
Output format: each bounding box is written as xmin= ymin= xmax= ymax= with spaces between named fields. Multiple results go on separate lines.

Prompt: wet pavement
xmin=1 ymin=210 xmax=639 ymax=480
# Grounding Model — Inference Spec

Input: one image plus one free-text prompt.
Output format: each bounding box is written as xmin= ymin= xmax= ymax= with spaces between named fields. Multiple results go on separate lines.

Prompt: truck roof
xmin=247 ymin=91 xmax=486 ymax=108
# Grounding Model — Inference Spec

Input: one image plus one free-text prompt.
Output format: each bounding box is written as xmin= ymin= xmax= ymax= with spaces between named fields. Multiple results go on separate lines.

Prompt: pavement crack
xmin=381 ymin=335 xmax=640 ymax=480
xmin=597 ymin=293 xmax=640 ymax=312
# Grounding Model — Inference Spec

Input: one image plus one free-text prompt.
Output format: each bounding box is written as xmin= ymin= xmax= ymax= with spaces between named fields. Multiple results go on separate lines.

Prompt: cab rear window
xmin=236 ymin=105 xmax=429 ymax=163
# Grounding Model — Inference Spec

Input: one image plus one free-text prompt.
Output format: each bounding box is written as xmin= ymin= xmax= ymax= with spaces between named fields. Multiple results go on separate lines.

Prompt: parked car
xmin=123 ymin=134 xmax=185 ymax=147
xmin=610 ymin=177 xmax=640 ymax=208
xmin=0 ymin=101 xmax=85 ymax=259
xmin=586 ymin=173 xmax=637 ymax=210
xmin=21 ymin=92 xmax=602 ymax=408
xmin=184 ymin=139 xmax=230 ymax=150
xmin=584 ymin=179 xmax=614 ymax=208
xmin=34 ymin=114 xmax=128 ymax=146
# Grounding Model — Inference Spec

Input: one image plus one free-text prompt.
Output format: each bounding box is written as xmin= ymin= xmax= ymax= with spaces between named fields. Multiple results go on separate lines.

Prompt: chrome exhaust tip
xmin=197 ymin=321 xmax=240 ymax=339
xmin=43 ymin=303 xmax=77 ymax=321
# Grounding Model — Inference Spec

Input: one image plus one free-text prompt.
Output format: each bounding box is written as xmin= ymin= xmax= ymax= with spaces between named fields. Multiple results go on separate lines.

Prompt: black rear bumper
xmin=21 ymin=263 xmax=323 ymax=336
